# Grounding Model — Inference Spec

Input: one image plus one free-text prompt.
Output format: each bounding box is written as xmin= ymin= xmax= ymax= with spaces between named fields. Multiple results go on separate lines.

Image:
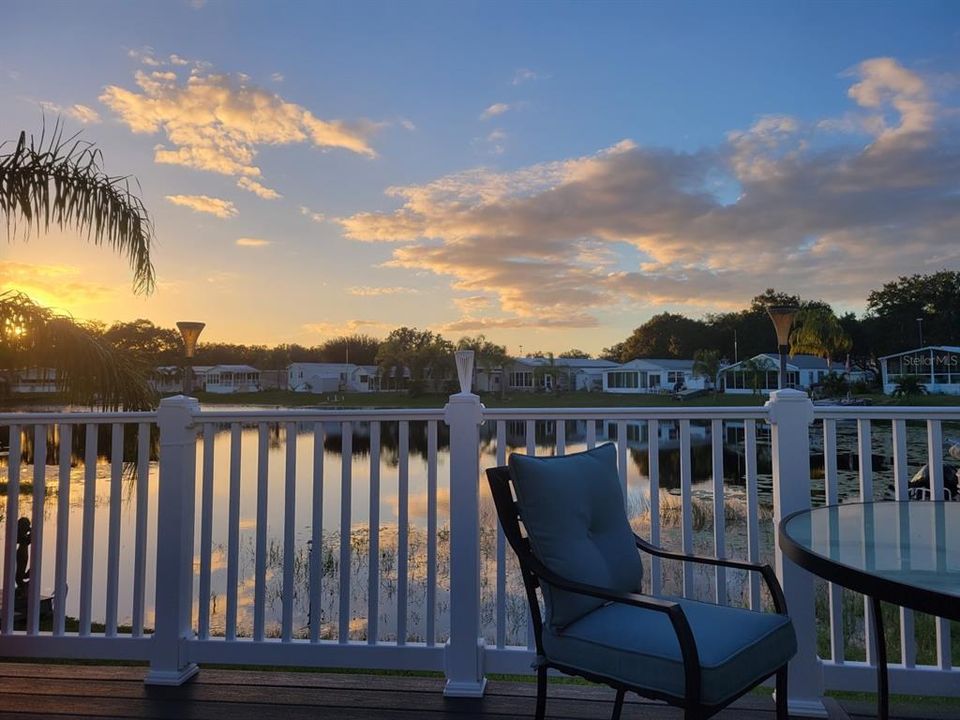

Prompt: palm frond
xmin=0 ymin=290 xmax=156 ymax=410
xmin=0 ymin=118 xmax=155 ymax=294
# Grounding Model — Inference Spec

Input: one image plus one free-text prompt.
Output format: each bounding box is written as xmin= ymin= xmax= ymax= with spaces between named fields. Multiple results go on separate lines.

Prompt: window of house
xmin=607 ymin=371 xmax=638 ymax=388
xmin=509 ymin=371 xmax=533 ymax=387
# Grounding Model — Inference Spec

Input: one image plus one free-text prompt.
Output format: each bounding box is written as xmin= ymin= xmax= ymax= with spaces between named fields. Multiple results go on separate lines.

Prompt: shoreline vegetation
xmin=4 ymin=389 xmax=960 ymax=411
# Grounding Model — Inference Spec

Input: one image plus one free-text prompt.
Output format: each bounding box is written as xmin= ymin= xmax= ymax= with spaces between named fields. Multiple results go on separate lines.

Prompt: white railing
xmin=1 ymin=392 xmax=959 ymax=715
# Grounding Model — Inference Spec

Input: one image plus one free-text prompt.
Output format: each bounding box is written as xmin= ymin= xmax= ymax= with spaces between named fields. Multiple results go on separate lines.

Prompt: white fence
xmin=1 ymin=391 xmax=958 ymax=716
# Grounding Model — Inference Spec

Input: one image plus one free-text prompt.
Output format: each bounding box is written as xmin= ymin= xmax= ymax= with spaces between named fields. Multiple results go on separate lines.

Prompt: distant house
xmin=502 ymin=357 xmax=618 ymax=392
xmin=880 ymin=346 xmax=960 ymax=395
xmin=149 ymin=366 xmax=183 ymax=394
xmin=204 ymin=365 xmax=261 ymax=394
xmin=721 ymin=353 xmax=845 ymax=394
xmin=602 ymin=359 xmax=709 ymax=394
xmin=287 ymin=362 xmax=380 ymax=393
xmin=5 ymin=367 xmax=58 ymax=394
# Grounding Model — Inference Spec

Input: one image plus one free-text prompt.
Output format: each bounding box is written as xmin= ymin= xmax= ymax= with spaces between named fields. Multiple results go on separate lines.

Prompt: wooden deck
xmin=0 ymin=662 xmax=950 ymax=720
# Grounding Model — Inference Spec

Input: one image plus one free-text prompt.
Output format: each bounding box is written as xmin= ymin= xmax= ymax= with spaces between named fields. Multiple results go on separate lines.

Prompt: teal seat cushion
xmin=508 ymin=444 xmax=643 ymax=628
xmin=542 ymin=598 xmax=797 ymax=706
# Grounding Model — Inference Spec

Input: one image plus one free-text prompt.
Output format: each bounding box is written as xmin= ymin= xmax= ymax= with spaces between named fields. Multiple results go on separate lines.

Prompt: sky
xmin=1 ymin=0 xmax=959 ymax=355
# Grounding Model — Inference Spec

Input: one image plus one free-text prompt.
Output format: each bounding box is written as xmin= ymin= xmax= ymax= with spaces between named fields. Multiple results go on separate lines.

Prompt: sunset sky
xmin=2 ymin=1 xmax=959 ymax=354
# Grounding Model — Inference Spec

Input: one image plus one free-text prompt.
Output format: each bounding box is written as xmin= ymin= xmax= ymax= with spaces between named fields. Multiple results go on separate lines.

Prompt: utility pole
xmin=917 ymin=317 xmax=924 ymax=347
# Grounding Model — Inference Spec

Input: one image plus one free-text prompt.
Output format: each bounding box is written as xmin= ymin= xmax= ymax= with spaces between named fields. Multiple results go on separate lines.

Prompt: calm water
xmin=1 ymin=414 xmax=956 ymax=644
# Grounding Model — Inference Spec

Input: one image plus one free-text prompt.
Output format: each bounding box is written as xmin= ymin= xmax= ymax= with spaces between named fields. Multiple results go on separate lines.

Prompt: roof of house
xmin=513 ymin=357 xmax=617 ymax=369
xmin=723 ymin=353 xmax=844 ymax=371
xmin=878 ymin=346 xmax=960 ymax=360
xmin=613 ymin=358 xmax=696 ymax=371
xmin=209 ymin=364 xmax=259 ymax=373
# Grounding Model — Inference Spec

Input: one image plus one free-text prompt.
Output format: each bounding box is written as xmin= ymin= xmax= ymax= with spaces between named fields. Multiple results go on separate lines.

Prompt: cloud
xmin=512 ymin=68 xmax=542 ymax=85
xmin=165 ymin=194 xmax=237 ymax=218
xmin=270 ymin=72 xmax=285 ymax=83
xmin=485 ymin=128 xmax=507 ymax=155
xmin=347 ymin=286 xmax=420 ymax=296
xmin=302 ymin=319 xmax=390 ymax=336
xmin=299 ymin=206 xmax=326 ymax=223
xmin=237 ymin=177 xmax=282 ymax=199
xmin=235 ymin=237 xmax=273 ymax=247
xmin=0 ymin=261 xmax=117 ymax=307
xmin=40 ymin=101 xmax=101 ymax=124
xmin=341 ymin=58 xmax=960 ymax=328
xmin=399 ymin=117 xmax=416 ymax=131
xmin=480 ymin=103 xmax=510 ymax=120
xmin=100 ymin=67 xmax=378 ymax=187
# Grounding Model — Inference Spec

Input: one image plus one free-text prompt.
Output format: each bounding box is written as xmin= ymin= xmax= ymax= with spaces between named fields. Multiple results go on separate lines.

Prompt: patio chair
xmin=485 ymin=443 xmax=796 ymax=720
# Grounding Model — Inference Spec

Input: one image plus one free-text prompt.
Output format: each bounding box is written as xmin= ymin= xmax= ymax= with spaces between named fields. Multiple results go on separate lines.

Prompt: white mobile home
xmin=287 ymin=363 xmax=380 ymax=393
xmin=721 ymin=354 xmax=844 ymax=394
xmin=503 ymin=357 xmax=617 ymax=392
xmin=204 ymin=365 xmax=261 ymax=394
xmin=602 ymin=359 xmax=708 ymax=394
xmin=880 ymin=346 xmax=960 ymax=395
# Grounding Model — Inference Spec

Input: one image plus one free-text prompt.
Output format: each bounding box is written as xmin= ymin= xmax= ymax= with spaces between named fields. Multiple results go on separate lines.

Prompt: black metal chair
xmin=486 ymin=443 xmax=795 ymax=720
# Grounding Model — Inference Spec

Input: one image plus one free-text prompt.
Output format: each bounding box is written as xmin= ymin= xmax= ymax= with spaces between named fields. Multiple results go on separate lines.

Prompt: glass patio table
xmin=779 ymin=501 xmax=960 ymax=720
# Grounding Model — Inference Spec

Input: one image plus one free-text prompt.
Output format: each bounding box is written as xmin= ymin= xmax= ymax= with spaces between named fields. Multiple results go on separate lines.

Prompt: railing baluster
xmin=823 ymin=418 xmax=844 ymax=663
xmin=27 ymin=425 xmax=47 ymax=635
xmin=891 ymin=419 xmax=915 ymax=668
xmin=79 ymin=423 xmax=97 ymax=636
xmin=679 ymin=419 xmax=694 ymax=597
xmin=253 ymin=423 xmax=269 ymax=642
xmin=54 ymin=423 xmax=72 ymax=636
xmin=616 ymin=420 xmax=627 ymax=498
xmin=225 ymin=423 xmax=242 ymax=641
xmin=104 ymin=423 xmax=124 ymax=637
xmin=586 ymin=418 xmax=597 ymax=449
xmin=397 ymin=420 xmax=409 ymax=645
xmin=1 ymin=425 xmax=21 ymax=634
xmin=525 ymin=419 xmax=535 ymax=650
xmin=338 ymin=421 xmax=352 ymax=644
xmin=198 ymin=423 xmax=215 ymax=640
xmin=282 ymin=422 xmax=297 ymax=642
xmin=927 ymin=419 xmax=951 ymax=670
xmin=556 ymin=419 xmax=566 ymax=455
xmin=745 ymin=419 xmax=760 ymax=611
xmin=858 ymin=419 xmax=876 ymax=666
xmin=495 ymin=420 xmax=507 ymax=648
xmin=426 ymin=420 xmax=438 ymax=646
xmin=310 ymin=422 xmax=324 ymax=644
xmin=368 ymin=421 xmax=380 ymax=645
xmin=711 ymin=419 xmax=726 ymax=605
xmin=132 ymin=422 xmax=150 ymax=638
xmin=648 ymin=419 xmax=661 ymax=596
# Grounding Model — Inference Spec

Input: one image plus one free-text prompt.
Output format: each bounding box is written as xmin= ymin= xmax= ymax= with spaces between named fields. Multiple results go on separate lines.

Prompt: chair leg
xmin=611 ymin=687 xmax=625 ymax=720
xmin=535 ymin=665 xmax=547 ymax=720
xmin=776 ymin=666 xmax=789 ymax=720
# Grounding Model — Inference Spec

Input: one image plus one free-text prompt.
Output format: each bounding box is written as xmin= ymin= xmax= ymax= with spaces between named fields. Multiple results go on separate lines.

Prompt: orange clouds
xmin=100 ymin=67 xmax=378 ymax=193
xmin=165 ymin=194 xmax=237 ymax=218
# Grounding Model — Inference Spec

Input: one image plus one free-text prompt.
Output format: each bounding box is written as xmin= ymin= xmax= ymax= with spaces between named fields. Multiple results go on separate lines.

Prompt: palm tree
xmin=0 ymin=291 xmax=155 ymax=410
xmin=692 ymin=349 xmax=721 ymax=393
xmin=789 ymin=308 xmax=851 ymax=364
xmin=892 ymin=375 xmax=928 ymax=398
xmin=1 ymin=120 xmax=155 ymax=294
xmin=740 ymin=356 xmax=774 ymax=395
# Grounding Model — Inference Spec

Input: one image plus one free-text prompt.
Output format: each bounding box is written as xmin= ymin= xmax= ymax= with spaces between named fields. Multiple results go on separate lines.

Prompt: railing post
xmin=145 ymin=395 xmax=201 ymax=685
xmin=766 ymin=389 xmax=826 ymax=717
xmin=442 ymin=352 xmax=487 ymax=697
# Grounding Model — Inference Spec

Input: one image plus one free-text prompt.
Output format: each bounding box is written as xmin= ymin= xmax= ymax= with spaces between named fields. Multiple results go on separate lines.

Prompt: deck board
xmin=0 ymin=663 xmax=947 ymax=719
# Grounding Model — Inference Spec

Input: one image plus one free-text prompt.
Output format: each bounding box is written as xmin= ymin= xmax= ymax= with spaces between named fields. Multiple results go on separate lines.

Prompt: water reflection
xmin=2 ymin=416 xmax=958 ymax=645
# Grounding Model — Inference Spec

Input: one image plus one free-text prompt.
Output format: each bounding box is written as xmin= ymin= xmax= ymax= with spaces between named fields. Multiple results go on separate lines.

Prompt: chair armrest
xmin=523 ymin=552 xmax=702 ymax=707
xmin=634 ymin=534 xmax=788 ymax=615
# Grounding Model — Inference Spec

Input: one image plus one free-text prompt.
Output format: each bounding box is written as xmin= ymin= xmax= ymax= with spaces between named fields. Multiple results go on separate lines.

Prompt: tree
xmin=789 ymin=308 xmax=852 ymax=363
xmin=102 ymin=319 xmax=181 ymax=365
xmin=599 ymin=341 xmax=626 ymax=362
xmin=866 ymin=270 xmax=960 ymax=356
xmin=558 ymin=349 xmax=590 ymax=359
xmin=892 ymin=375 xmax=928 ymax=398
xmin=456 ymin=335 xmax=509 ymax=395
xmin=375 ymin=327 xmax=454 ymax=394
xmin=618 ymin=313 xmax=713 ymax=360
xmin=0 ymin=291 xmax=154 ymax=410
xmin=740 ymin=355 xmax=774 ymax=396
xmin=692 ymin=349 xmax=721 ymax=392
xmin=318 ymin=334 xmax=381 ymax=365
xmin=1 ymin=121 xmax=155 ymax=293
